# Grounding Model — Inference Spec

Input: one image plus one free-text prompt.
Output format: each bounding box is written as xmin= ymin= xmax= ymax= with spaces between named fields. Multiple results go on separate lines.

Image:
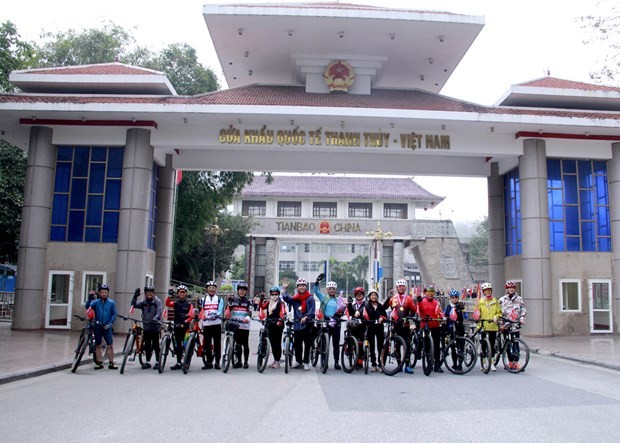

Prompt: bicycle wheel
xmin=320 ymin=333 xmax=329 ymax=374
xmin=493 ymin=336 xmax=502 ymax=367
xmin=71 ymin=332 xmax=88 ymax=373
xmin=310 ymin=334 xmax=320 ymax=367
xmin=182 ymin=335 xmax=195 ymax=374
xmin=444 ymin=337 xmax=477 ymax=375
xmin=284 ymin=336 xmax=291 ymax=374
xmin=363 ymin=341 xmax=370 ymax=374
xmin=422 ymin=333 xmax=434 ymax=376
xmin=120 ymin=334 xmax=135 ymax=374
xmin=479 ymin=336 xmax=492 ymax=374
xmin=158 ymin=335 xmax=170 ymax=373
xmin=200 ymin=339 xmax=208 ymax=366
xmin=341 ymin=336 xmax=358 ymax=373
xmin=257 ymin=336 xmax=270 ymax=373
xmin=502 ymin=338 xmax=530 ymax=373
xmin=410 ymin=333 xmax=420 ymax=369
xmin=222 ymin=335 xmax=233 ymax=373
xmin=380 ymin=335 xmax=406 ymax=376
xmin=137 ymin=335 xmax=145 ymax=366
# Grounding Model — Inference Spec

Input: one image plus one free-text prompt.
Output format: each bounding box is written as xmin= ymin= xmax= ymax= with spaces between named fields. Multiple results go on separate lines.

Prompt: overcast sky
xmin=3 ymin=0 xmax=609 ymax=223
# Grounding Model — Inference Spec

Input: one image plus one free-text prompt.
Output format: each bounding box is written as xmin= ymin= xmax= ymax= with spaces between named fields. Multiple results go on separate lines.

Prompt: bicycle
xmin=256 ymin=318 xmax=280 ymax=373
xmin=71 ymin=314 xmax=100 ymax=373
xmin=440 ymin=327 xmax=477 ymax=375
xmin=468 ymin=319 xmax=496 ymax=374
xmin=222 ymin=319 xmax=242 ymax=373
xmin=310 ymin=319 xmax=330 ymax=374
xmin=379 ymin=319 xmax=407 ymax=376
xmin=281 ymin=320 xmax=295 ymax=374
xmin=494 ymin=317 xmax=530 ymax=373
xmin=118 ymin=315 xmax=146 ymax=374
xmin=157 ymin=320 xmax=180 ymax=373
xmin=182 ymin=309 xmax=208 ymax=374
xmin=408 ymin=316 xmax=436 ymax=376
xmin=340 ymin=318 xmax=366 ymax=373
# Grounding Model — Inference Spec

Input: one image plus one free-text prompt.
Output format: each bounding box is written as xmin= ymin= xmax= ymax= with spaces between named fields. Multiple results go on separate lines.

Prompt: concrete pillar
xmin=13 ymin=126 xmax=55 ymax=329
xmin=487 ymin=162 xmax=505 ymax=290
xmin=115 ymin=128 xmax=153 ymax=314
xmin=245 ymin=239 xmax=255 ymax=294
xmin=393 ymin=240 xmax=404 ymax=282
xmin=519 ymin=139 xmax=552 ymax=336
xmin=265 ymin=238 xmax=277 ymax=290
xmin=154 ymin=154 xmax=175 ymax=299
xmin=608 ymin=143 xmax=620 ymax=333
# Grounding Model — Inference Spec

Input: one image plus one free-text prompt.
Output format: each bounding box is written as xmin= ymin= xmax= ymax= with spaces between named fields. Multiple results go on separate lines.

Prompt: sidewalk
xmin=1 ymin=320 xmax=619 ymax=384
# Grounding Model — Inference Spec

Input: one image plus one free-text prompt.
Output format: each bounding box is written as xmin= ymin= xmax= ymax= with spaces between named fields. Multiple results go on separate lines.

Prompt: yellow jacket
xmin=476 ymin=296 xmax=502 ymax=332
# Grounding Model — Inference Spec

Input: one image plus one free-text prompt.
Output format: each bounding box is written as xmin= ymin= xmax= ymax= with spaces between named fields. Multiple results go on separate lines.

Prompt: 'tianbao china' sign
xmin=323 ymin=60 xmax=355 ymax=93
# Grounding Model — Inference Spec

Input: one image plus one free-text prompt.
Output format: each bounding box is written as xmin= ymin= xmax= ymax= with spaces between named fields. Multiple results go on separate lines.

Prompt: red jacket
xmin=387 ymin=293 xmax=416 ymax=321
xmin=417 ymin=297 xmax=443 ymax=329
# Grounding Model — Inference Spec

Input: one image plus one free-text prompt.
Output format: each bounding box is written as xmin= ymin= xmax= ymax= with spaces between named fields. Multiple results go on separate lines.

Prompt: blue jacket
xmin=86 ymin=298 xmax=117 ymax=327
xmin=282 ymin=291 xmax=315 ymax=331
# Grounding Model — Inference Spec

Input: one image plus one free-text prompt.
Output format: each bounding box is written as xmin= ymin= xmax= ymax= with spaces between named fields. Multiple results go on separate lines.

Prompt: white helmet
xmin=481 ymin=282 xmax=492 ymax=291
xmin=326 ymin=281 xmax=337 ymax=289
xmin=396 ymin=279 xmax=407 ymax=287
xmin=296 ymin=278 xmax=307 ymax=286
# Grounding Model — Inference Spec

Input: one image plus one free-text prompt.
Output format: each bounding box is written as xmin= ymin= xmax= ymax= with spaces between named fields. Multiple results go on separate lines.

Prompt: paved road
xmin=1 ymin=351 xmax=619 ymax=443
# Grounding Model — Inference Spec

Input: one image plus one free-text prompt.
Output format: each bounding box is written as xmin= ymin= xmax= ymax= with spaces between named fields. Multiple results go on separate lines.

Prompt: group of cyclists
xmin=83 ymin=274 xmax=526 ymax=374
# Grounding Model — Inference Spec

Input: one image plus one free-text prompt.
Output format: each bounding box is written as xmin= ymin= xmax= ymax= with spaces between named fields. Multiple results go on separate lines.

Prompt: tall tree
xmin=467 ymin=217 xmax=489 ymax=266
xmin=1 ymin=21 xmax=36 ymax=92
xmin=579 ymin=0 xmax=620 ymax=84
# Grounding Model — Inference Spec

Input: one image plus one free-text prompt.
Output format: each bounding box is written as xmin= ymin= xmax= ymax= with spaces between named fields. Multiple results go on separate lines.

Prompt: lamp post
xmin=208 ymin=218 xmax=228 ymax=282
xmin=365 ymin=221 xmax=392 ymax=293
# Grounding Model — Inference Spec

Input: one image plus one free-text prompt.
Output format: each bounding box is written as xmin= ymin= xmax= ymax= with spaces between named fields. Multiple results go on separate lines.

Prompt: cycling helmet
xmin=326 ymin=281 xmax=338 ymax=289
xmin=177 ymin=285 xmax=188 ymax=293
xmin=396 ymin=279 xmax=407 ymax=287
xmin=237 ymin=282 xmax=248 ymax=290
xmin=98 ymin=284 xmax=109 ymax=291
xmin=505 ymin=280 xmax=516 ymax=289
xmin=269 ymin=286 xmax=281 ymax=295
xmin=424 ymin=285 xmax=436 ymax=293
xmin=353 ymin=286 xmax=365 ymax=296
xmin=144 ymin=285 xmax=155 ymax=292
xmin=481 ymin=282 xmax=492 ymax=291
xmin=448 ymin=289 xmax=460 ymax=298
xmin=296 ymin=278 xmax=307 ymax=286
xmin=206 ymin=280 xmax=217 ymax=288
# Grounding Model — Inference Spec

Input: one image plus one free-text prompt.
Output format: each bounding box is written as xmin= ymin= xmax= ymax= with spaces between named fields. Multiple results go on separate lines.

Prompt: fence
xmin=0 ymin=292 xmax=14 ymax=320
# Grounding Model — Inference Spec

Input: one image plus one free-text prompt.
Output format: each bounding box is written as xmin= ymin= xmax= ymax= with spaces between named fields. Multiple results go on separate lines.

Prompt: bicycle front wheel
xmin=137 ymin=335 xmax=145 ymax=366
xmin=380 ymin=335 xmax=406 ymax=376
xmin=222 ymin=335 xmax=233 ymax=373
xmin=422 ymin=333 xmax=434 ymax=376
xmin=257 ymin=336 xmax=270 ymax=373
xmin=120 ymin=334 xmax=135 ymax=374
xmin=363 ymin=342 xmax=370 ymax=374
xmin=479 ymin=336 xmax=492 ymax=374
xmin=502 ymin=338 xmax=530 ymax=373
xmin=341 ymin=336 xmax=358 ymax=373
xmin=158 ymin=335 xmax=170 ymax=373
xmin=284 ymin=336 xmax=291 ymax=374
xmin=320 ymin=333 xmax=329 ymax=374
xmin=410 ymin=333 xmax=420 ymax=369
xmin=71 ymin=332 xmax=88 ymax=373
xmin=182 ymin=335 xmax=196 ymax=374
xmin=444 ymin=337 xmax=477 ymax=375
xmin=310 ymin=334 xmax=320 ymax=367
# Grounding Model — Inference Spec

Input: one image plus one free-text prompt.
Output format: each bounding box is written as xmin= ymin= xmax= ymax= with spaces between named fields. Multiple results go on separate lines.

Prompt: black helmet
xmin=144 ymin=285 xmax=155 ymax=293
xmin=237 ymin=282 xmax=248 ymax=290
xmin=98 ymin=284 xmax=109 ymax=291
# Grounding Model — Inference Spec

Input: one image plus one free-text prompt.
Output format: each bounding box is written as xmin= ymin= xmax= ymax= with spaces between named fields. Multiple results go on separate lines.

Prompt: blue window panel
xmin=54 ymin=163 xmax=71 ymax=192
xmin=86 ymin=195 xmax=103 ymax=226
xmin=107 ymin=149 xmax=124 ymax=178
xmin=73 ymin=147 xmax=90 ymax=177
xmin=550 ymin=222 xmax=564 ymax=252
xmin=70 ymin=178 xmax=87 ymax=209
xmin=547 ymin=160 xmax=562 ymax=188
xmin=50 ymin=226 xmax=66 ymax=241
xmin=595 ymin=175 xmax=608 ymax=204
xmin=564 ymin=175 xmax=577 ymax=204
xmin=578 ymin=161 xmax=593 ymax=189
xmin=566 ymin=237 xmax=580 ymax=251
xmin=51 ymin=195 xmax=68 ymax=225
xmin=91 ymin=147 xmax=106 ymax=161
xmin=597 ymin=206 xmax=610 ymax=236
xmin=85 ymin=227 xmax=101 ymax=242
xmin=57 ymin=147 xmax=73 ymax=161
xmin=593 ymin=161 xmax=607 ymax=175
xmin=581 ymin=221 xmax=595 ymax=251
xmin=562 ymin=159 xmax=576 ymax=174
xmin=548 ymin=191 xmax=563 ymax=220
xmin=565 ymin=206 xmax=579 ymax=235
xmin=579 ymin=190 xmax=594 ymax=221
xmin=89 ymin=163 xmax=105 ymax=193
xmin=68 ymin=211 xmax=85 ymax=241
xmin=598 ymin=237 xmax=611 ymax=252
xmin=104 ymin=180 xmax=121 ymax=210
xmin=102 ymin=212 xmax=119 ymax=242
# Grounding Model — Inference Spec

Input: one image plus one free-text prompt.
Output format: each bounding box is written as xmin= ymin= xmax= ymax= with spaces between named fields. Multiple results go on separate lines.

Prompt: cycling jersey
xmin=499 ymin=293 xmax=527 ymax=322
xmin=165 ymin=297 xmax=193 ymax=325
xmin=417 ymin=297 xmax=443 ymax=328
xmin=200 ymin=294 xmax=224 ymax=327
xmin=227 ymin=295 xmax=252 ymax=330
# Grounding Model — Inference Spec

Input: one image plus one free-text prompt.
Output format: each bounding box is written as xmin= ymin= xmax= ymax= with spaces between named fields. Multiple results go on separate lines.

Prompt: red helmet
xmin=505 ymin=280 xmax=516 ymax=289
xmin=354 ymin=287 xmax=365 ymax=296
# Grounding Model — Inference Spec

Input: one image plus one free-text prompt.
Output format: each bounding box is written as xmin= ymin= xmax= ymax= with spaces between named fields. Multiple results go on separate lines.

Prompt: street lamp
xmin=365 ymin=221 xmax=392 ymax=293
xmin=208 ymin=218 xmax=229 ymax=282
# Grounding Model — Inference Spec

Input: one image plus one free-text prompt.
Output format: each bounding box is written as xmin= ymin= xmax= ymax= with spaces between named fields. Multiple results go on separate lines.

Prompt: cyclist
xmin=85 ymin=284 xmax=118 ymax=370
xmin=363 ymin=290 xmax=387 ymax=372
xmin=384 ymin=279 xmax=417 ymax=374
xmin=444 ymin=288 xmax=466 ymax=371
xmin=313 ymin=273 xmax=346 ymax=370
xmin=260 ymin=286 xmax=287 ymax=369
xmin=282 ymin=278 xmax=316 ymax=371
xmin=225 ymin=282 xmax=252 ymax=369
xmin=476 ymin=282 xmax=502 ymax=371
xmin=131 ymin=285 xmax=164 ymax=370
xmin=499 ymin=281 xmax=527 ymax=370
xmin=417 ymin=284 xmax=444 ymax=373
xmin=199 ymin=281 xmax=224 ymax=370
xmin=346 ymin=287 xmax=368 ymax=369
xmin=165 ymin=285 xmax=194 ymax=370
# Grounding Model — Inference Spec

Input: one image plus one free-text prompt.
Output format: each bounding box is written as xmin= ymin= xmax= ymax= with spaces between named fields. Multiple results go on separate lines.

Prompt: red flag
xmin=129 ymin=305 xmax=135 ymax=315
xmin=450 ymin=306 xmax=458 ymax=321
xmin=176 ymin=170 xmax=183 ymax=185
xmin=85 ymin=306 xmax=95 ymax=320
xmin=316 ymin=308 xmax=324 ymax=320
xmin=162 ymin=308 xmax=167 ymax=320
xmin=258 ymin=308 xmax=266 ymax=320
xmin=363 ymin=308 xmax=370 ymax=321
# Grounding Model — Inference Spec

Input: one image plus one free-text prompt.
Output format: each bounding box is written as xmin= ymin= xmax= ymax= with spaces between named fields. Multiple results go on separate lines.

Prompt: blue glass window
xmin=50 ymin=146 xmax=124 ymax=243
xmin=504 ymin=168 xmax=521 ymax=256
xmin=147 ymin=163 xmax=159 ymax=250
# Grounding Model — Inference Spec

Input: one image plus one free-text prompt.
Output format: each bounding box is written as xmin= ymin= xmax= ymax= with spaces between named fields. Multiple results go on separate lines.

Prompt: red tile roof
xmin=18 ymin=62 xmax=162 ymax=76
xmin=515 ymin=76 xmax=620 ymax=92
xmin=240 ymin=175 xmax=443 ymax=201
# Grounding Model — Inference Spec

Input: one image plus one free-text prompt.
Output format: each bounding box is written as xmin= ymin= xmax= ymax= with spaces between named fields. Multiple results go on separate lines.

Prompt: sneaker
xmin=108 ymin=363 xmax=118 ymax=370
xmin=232 ymin=362 xmax=243 ymax=369
xmin=171 ymin=363 xmax=182 ymax=370
xmin=202 ymin=363 xmax=213 ymax=370
xmin=94 ymin=362 xmax=104 ymax=370
xmin=303 ymin=363 xmax=310 ymax=371
xmin=270 ymin=361 xmax=280 ymax=369
xmin=243 ymin=362 xmax=249 ymax=369
xmin=294 ymin=363 xmax=304 ymax=369
xmin=141 ymin=362 xmax=151 ymax=369
xmin=434 ymin=365 xmax=444 ymax=373
xmin=334 ymin=362 xmax=341 ymax=370
xmin=152 ymin=363 xmax=159 ymax=370
xmin=491 ymin=365 xmax=497 ymax=372
xmin=404 ymin=366 xmax=414 ymax=374
xmin=214 ymin=363 xmax=221 ymax=370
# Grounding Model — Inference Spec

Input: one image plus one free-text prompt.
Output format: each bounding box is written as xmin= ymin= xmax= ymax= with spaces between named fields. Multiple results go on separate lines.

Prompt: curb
xmin=532 ymin=348 xmax=620 ymax=372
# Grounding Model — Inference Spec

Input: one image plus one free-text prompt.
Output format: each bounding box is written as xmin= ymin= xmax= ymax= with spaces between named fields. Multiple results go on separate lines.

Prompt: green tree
xmin=1 ymin=21 xmax=37 ymax=92
xmin=579 ymin=0 xmax=620 ymax=84
xmin=0 ymin=142 xmax=27 ymax=263
xmin=467 ymin=217 xmax=488 ymax=266
xmin=278 ymin=270 xmax=299 ymax=287
xmin=230 ymin=254 xmax=246 ymax=280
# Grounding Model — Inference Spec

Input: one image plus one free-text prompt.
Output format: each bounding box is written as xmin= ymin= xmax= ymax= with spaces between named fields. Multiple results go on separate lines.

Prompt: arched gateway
xmin=1 ymin=3 xmax=619 ymax=336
